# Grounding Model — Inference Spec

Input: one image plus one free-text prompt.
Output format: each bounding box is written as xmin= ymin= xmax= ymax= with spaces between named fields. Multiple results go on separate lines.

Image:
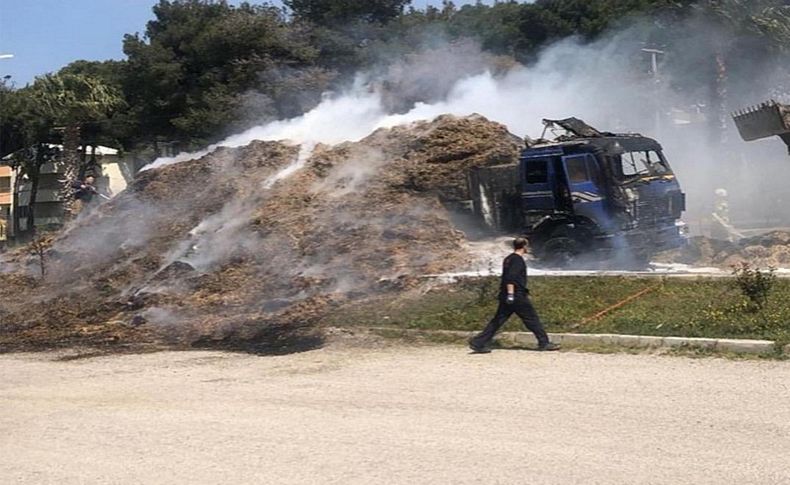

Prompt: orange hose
xmin=574 ymin=284 xmax=659 ymax=328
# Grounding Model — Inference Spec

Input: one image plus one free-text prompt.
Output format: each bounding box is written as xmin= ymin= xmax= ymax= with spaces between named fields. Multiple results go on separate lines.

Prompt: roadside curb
xmin=362 ymin=327 xmax=784 ymax=356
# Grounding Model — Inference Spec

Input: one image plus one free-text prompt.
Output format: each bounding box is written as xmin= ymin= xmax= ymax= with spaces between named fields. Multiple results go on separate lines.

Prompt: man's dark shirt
xmin=71 ymin=180 xmax=96 ymax=202
xmin=500 ymin=253 xmax=528 ymax=299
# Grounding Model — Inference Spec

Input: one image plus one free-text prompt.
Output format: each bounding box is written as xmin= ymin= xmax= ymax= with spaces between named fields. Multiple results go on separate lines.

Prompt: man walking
xmin=469 ymin=237 xmax=560 ymax=353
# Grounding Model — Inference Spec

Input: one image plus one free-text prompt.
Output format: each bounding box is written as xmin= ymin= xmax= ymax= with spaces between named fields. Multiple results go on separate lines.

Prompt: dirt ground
xmin=1 ymin=344 xmax=789 ymax=484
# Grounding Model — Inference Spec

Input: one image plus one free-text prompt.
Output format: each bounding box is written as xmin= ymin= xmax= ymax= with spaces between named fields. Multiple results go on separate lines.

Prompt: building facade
xmin=4 ymin=146 xmax=137 ymax=237
xmin=0 ymin=165 xmax=12 ymax=242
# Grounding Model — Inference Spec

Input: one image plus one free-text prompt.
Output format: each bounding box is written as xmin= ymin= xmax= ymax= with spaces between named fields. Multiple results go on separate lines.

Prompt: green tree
xmin=285 ymin=0 xmax=411 ymax=26
xmin=27 ymin=73 xmax=125 ymax=216
xmin=5 ymin=144 xmax=59 ymax=237
xmin=0 ymin=77 xmax=25 ymax=158
xmin=1 ymin=83 xmax=60 ymax=235
xmin=58 ymin=60 xmax=131 ymax=149
xmin=645 ymin=1 xmax=790 ymax=148
xmin=123 ymin=0 xmax=330 ymax=149
xmin=513 ymin=0 xmax=677 ymax=50
xmin=699 ymin=0 xmax=790 ymax=48
xmin=443 ymin=2 xmax=524 ymax=56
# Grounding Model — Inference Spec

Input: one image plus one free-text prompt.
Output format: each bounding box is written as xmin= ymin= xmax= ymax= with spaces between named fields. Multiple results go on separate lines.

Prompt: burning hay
xmin=0 ymin=114 xmax=521 ymax=353
xmin=657 ymin=231 xmax=790 ymax=269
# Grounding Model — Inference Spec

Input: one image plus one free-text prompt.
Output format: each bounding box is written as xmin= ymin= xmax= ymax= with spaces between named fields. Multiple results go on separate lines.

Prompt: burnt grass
xmin=321 ymin=276 xmax=790 ymax=345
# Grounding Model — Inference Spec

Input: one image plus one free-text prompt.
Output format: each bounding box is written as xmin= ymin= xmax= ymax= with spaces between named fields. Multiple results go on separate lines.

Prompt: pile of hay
xmin=657 ymin=231 xmax=790 ymax=269
xmin=0 ymin=114 xmax=521 ymax=353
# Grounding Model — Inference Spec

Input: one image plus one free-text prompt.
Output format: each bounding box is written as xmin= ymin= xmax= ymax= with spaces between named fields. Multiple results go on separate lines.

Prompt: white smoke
xmin=142 ymin=33 xmax=684 ymax=170
xmin=263 ymin=143 xmax=315 ymax=189
xmin=142 ymin=40 xmax=617 ymax=172
xmin=310 ymin=147 xmax=388 ymax=198
xmin=143 ymin=29 xmax=790 ymax=231
xmin=156 ymin=143 xmax=318 ymax=274
xmin=142 ymin=80 xmax=386 ymax=170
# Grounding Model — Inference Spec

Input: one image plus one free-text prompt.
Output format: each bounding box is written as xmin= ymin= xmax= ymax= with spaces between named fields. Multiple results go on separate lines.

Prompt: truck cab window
xmin=586 ymin=157 xmax=603 ymax=187
xmin=525 ymin=160 xmax=548 ymax=184
xmin=645 ymin=151 xmax=670 ymax=174
xmin=612 ymin=150 xmax=673 ymax=182
xmin=566 ymin=157 xmax=590 ymax=183
xmin=620 ymin=152 xmax=650 ymax=177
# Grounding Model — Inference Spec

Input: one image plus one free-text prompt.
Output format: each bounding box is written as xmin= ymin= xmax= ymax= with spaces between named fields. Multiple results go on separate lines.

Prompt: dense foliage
xmin=2 ymin=0 xmax=790 ymax=158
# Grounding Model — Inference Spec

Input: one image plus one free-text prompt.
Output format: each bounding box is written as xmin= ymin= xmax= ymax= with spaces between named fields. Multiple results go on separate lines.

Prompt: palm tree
xmin=28 ymin=73 xmax=125 ymax=217
xmin=685 ymin=1 xmax=790 ymax=147
xmin=701 ymin=0 xmax=790 ymax=48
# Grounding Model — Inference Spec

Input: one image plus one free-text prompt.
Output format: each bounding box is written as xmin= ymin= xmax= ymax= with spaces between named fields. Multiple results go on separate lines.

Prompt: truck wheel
xmin=542 ymin=235 xmax=583 ymax=268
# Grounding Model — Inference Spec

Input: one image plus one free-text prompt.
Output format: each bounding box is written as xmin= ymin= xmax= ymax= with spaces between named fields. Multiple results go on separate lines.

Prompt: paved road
xmin=1 ymin=346 xmax=789 ymax=484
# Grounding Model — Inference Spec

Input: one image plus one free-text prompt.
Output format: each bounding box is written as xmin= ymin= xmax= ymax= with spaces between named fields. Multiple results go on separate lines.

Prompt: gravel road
xmin=1 ymin=345 xmax=789 ymax=484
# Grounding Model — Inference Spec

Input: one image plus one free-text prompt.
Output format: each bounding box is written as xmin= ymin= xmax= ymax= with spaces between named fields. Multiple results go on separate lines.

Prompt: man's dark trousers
xmin=471 ymin=296 xmax=549 ymax=348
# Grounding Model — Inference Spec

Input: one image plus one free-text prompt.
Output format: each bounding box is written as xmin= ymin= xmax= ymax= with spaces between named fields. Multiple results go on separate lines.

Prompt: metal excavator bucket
xmin=732 ymin=100 xmax=790 ymax=153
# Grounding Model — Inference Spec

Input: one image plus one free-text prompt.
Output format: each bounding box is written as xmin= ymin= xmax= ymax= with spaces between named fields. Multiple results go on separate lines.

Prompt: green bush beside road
xmin=324 ymin=276 xmax=790 ymax=344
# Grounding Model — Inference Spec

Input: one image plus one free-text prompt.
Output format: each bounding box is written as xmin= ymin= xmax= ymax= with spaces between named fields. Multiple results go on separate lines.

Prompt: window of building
xmin=0 ymin=177 xmax=10 ymax=192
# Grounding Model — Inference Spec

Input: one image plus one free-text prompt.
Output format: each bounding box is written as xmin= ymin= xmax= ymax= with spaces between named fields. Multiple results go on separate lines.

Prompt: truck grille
xmin=636 ymin=190 xmax=684 ymax=225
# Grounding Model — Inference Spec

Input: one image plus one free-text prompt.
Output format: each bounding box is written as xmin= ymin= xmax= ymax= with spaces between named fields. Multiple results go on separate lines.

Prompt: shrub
xmin=731 ymin=262 xmax=776 ymax=311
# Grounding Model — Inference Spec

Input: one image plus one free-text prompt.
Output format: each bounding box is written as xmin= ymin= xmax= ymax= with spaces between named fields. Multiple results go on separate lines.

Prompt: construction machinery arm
xmin=732 ymin=100 xmax=790 ymax=153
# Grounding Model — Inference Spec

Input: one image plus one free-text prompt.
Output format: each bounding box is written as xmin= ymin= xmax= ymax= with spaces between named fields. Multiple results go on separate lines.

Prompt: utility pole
xmin=642 ymin=48 xmax=665 ymax=139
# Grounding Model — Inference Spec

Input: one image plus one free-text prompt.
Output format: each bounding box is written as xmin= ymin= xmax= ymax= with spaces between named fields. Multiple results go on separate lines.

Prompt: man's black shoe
xmin=468 ymin=339 xmax=492 ymax=354
xmin=538 ymin=342 xmax=561 ymax=351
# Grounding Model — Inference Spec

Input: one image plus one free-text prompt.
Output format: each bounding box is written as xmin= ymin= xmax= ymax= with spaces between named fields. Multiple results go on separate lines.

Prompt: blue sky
xmin=0 ymin=0 xmax=492 ymax=86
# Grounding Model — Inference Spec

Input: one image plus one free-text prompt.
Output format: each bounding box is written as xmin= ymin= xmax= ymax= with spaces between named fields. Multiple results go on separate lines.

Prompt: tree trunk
xmin=714 ymin=51 xmax=729 ymax=148
xmin=11 ymin=164 xmax=21 ymax=239
xmin=27 ymin=154 xmax=42 ymax=236
xmin=59 ymin=122 xmax=81 ymax=219
xmin=79 ymin=144 xmax=87 ymax=176
xmin=27 ymin=167 xmax=41 ymax=236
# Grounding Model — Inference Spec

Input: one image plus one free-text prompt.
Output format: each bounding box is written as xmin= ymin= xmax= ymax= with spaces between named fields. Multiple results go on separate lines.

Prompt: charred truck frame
xmin=469 ymin=118 xmax=687 ymax=266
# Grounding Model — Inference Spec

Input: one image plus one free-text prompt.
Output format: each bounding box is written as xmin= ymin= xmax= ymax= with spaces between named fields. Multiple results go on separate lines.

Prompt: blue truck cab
xmin=469 ymin=118 xmax=687 ymax=266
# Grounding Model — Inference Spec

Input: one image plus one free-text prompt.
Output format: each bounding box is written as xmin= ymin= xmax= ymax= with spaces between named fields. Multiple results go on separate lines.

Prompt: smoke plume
xmin=142 ymin=17 xmax=790 ymax=234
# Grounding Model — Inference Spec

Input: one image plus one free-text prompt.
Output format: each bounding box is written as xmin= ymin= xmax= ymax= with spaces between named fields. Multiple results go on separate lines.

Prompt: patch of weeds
xmin=329 ymin=276 xmax=790 ymax=342
xmin=732 ymin=262 xmax=776 ymax=311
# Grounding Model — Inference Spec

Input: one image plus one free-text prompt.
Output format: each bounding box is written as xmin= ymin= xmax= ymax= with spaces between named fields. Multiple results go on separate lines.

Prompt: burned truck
xmin=468 ymin=118 xmax=687 ymax=266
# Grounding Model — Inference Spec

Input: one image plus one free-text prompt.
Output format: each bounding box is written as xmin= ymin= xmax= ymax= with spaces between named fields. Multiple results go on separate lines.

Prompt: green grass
xmin=323 ymin=276 xmax=790 ymax=344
